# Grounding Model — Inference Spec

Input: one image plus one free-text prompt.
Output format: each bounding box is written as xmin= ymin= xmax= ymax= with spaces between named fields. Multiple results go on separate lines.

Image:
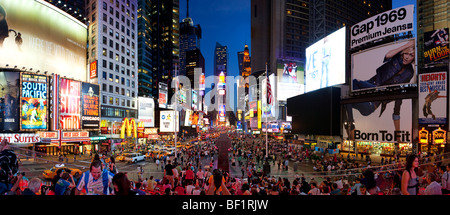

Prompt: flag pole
xmin=265 ymin=62 xmax=268 ymax=159
xmin=174 ymin=63 xmax=178 ymax=160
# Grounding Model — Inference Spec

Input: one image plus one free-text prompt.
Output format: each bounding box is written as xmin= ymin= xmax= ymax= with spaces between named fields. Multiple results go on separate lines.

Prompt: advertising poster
xmin=0 ymin=71 xmax=20 ymax=131
xmin=350 ymin=5 xmax=414 ymax=49
xmin=138 ymin=97 xmax=154 ymax=128
xmin=343 ymin=99 xmax=412 ymax=143
xmin=423 ymin=28 xmax=450 ymax=66
xmin=351 ymin=39 xmax=416 ymax=92
xmin=305 ymin=27 xmax=346 ymax=93
xmin=160 ymin=111 xmax=179 ymax=132
xmin=418 ymin=72 xmax=447 ymax=124
xmin=81 ymin=82 xmax=100 ymax=129
xmin=60 ymin=78 xmax=81 ymax=130
xmin=20 ymin=73 xmax=48 ymax=130
xmin=277 ymin=61 xmax=304 ymax=101
xmin=192 ymin=90 xmax=198 ymax=111
xmin=0 ymin=0 xmax=87 ymax=81
xmin=159 ymin=82 xmax=168 ymax=108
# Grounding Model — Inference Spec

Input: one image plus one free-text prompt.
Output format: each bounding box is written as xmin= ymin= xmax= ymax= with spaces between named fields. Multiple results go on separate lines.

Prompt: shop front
xmin=39 ymin=130 xmax=92 ymax=155
xmin=340 ymin=140 xmax=412 ymax=157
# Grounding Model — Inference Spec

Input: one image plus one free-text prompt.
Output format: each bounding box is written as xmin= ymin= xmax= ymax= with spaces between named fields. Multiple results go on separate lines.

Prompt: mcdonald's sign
xmin=89 ymin=61 xmax=98 ymax=79
xmin=120 ymin=118 xmax=137 ymax=139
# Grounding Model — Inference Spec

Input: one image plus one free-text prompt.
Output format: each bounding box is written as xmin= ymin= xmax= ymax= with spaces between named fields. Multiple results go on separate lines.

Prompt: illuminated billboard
xmin=159 ymin=82 xmax=168 ymax=108
xmin=138 ymin=97 xmax=154 ymax=127
xmin=59 ymin=78 xmax=81 ymax=130
xmin=20 ymin=73 xmax=48 ymax=130
xmin=351 ymin=39 xmax=416 ymax=92
xmin=160 ymin=111 xmax=179 ymax=132
xmin=343 ymin=99 xmax=412 ymax=143
xmin=423 ymin=28 xmax=450 ymax=66
xmin=81 ymin=82 xmax=100 ymax=129
xmin=305 ymin=27 xmax=346 ymax=93
xmin=419 ymin=72 xmax=447 ymax=124
xmin=277 ymin=61 xmax=304 ymax=101
xmin=350 ymin=5 xmax=414 ymax=49
xmin=0 ymin=0 xmax=87 ymax=80
xmin=0 ymin=71 xmax=20 ymax=131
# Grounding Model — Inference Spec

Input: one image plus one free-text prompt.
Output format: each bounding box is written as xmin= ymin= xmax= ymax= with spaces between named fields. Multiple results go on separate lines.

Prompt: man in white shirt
xmin=308 ymin=182 xmax=321 ymax=195
xmin=441 ymin=164 xmax=450 ymax=194
xmin=196 ymin=167 xmax=205 ymax=185
xmin=424 ymin=172 xmax=442 ymax=195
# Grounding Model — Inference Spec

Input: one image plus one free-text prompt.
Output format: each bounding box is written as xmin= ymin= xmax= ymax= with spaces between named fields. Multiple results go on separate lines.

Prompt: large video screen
xmin=0 ymin=0 xmax=87 ymax=80
xmin=20 ymin=73 xmax=48 ymax=130
xmin=277 ymin=61 xmax=304 ymax=101
xmin=305 ymin=27 xmax=346 ymax=93
xmin=351 ymin=38 xmax=416 ymax=92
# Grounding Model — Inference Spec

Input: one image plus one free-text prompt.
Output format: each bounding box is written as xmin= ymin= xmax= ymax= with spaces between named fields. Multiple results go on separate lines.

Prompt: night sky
xmin=178 ymin=0 xmax=251 ymax=80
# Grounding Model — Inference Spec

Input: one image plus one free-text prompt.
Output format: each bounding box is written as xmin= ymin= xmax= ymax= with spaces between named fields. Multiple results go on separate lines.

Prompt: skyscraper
xmin=417 ymin=0 xmax=450 ymax=68
xmin=137 ymin=0 xmax=153 ymax=98
xmin=214 ymin=42 xmax=228 ymax=77
xmin=180 ymin=15 xmax=202 ymax=77
xmin=238 ymin=44 xmax=252 ymax=78
xmin=151 ymin=0 xmax=180 ymax=99
xmin=86 ymin=0 xmax=139 ymax=130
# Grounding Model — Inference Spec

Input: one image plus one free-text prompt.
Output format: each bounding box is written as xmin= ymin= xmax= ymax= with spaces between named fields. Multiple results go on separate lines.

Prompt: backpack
xmin=0 ymin=150 xmax=18 ymax=184
xmin=82 ymin=169 xmax=111 ymax=195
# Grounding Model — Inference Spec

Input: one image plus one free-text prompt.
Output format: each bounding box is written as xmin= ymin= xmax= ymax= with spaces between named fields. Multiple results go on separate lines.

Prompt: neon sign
xmin=120 ymin=118 xmax=137 ymax=138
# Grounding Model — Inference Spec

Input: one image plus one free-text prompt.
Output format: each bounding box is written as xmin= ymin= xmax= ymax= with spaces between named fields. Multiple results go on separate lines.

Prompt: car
xmin=116 ymin=152 xmax=132 ymax=162
xmin=124 ymin=153 xmax=146 ymax=163
xmin=42 ymin=164 xmax=82 ymax=180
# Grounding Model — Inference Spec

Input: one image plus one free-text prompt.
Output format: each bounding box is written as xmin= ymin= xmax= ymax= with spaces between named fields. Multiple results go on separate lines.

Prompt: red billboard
xmin=59 ymin=78 xmax=81 ymax=130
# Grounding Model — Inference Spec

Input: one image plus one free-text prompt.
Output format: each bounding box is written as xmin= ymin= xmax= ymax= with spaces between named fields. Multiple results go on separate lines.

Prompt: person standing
xmin=440 ymin=164 xmax=450 ymax=194
xmin=401 ymin=154 xmax=419 ymax=195
xmin=164 ymin=160 xmax=175 ymax=188
xmin=423 ymin=172 xmax=442 ymax=195
xmin=0 ymin=139 xmax=19 ymax=195
xmin=55 ymin=172 xmax=76 ymax=195
xmin=75 ymin=160 xmax=114 ymax=195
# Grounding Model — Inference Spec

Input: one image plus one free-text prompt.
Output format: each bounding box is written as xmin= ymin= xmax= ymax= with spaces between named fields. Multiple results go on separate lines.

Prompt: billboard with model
xmin=305 ymin=27 xmax=346 ymax=93
xmin=351 ymin=38 xmax=416 ymax=92
xmin=0 ymin=0 xmax=87 ymax=80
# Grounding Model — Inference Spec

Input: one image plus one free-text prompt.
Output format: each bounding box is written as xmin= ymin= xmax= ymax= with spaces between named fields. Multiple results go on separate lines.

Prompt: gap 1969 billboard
xmin=351 ymin=39 xmax=416 ymax=92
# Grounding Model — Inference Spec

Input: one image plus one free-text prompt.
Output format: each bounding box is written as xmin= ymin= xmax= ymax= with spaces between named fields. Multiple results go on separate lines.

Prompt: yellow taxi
xmin=42 ymin=164 xmax=82 ymax=180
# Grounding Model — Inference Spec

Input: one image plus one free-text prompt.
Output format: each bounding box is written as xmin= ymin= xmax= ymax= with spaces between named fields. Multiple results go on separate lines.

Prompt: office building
xmin=86 ymin=0 xmax=139 ymax=140
xmin=137 ymin=0 xmax=153 ymax=97
xmin=151 ymin=0 xmax=180 ymax=99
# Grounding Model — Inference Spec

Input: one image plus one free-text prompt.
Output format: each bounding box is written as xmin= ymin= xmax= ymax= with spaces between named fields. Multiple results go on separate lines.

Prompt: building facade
xmin=86 ymin=0 xmax=139 ymax=149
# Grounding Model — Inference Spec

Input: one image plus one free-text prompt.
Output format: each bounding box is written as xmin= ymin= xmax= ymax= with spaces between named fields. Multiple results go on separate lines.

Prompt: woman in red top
xmin=185 ymin=167 xmax=194 ymax=185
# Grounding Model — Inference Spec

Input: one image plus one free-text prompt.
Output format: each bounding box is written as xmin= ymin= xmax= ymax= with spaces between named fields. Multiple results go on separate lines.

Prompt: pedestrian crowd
xmin=0 ymin=130 xmax=449 ymax=195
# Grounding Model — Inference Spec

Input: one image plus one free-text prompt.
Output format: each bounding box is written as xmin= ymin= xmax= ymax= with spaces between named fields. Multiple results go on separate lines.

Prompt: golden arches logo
xmin=121 ymin=118 xmax=137 ymax=138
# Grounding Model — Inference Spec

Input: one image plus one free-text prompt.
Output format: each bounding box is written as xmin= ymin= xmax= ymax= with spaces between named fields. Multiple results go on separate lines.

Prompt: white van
xmin=125 ymin=153 xmax=146 ymax=163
